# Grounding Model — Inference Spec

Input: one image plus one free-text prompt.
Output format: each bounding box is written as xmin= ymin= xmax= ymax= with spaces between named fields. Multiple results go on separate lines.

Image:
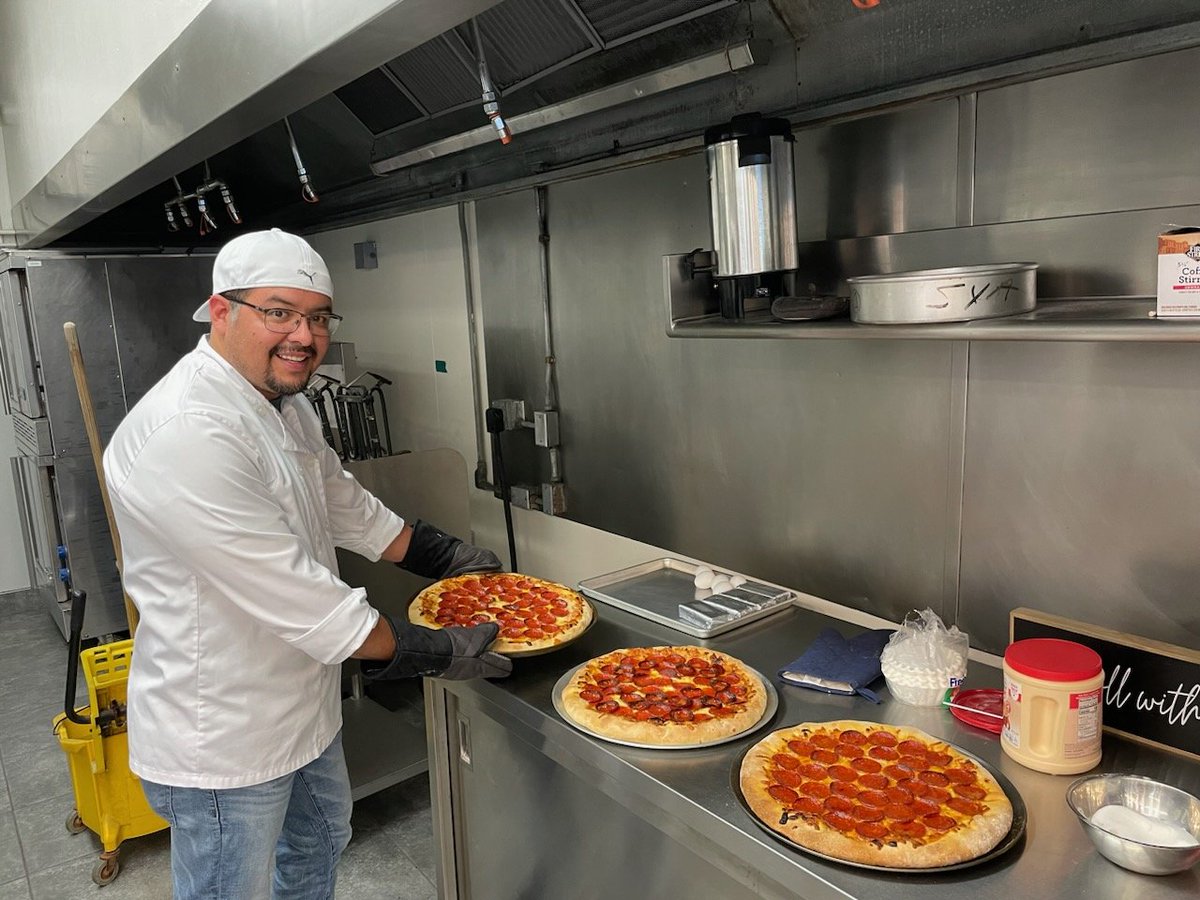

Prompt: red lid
xmin=1004 ymin=638 xmax=1102 ymax=681
xmin=948 ymin=689 xmax=1004 ymax=734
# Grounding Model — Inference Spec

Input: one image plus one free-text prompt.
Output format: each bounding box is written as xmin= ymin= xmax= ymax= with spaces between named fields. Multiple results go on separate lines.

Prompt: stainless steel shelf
xmin=667 ymin=298 xmax=1200 ymax=342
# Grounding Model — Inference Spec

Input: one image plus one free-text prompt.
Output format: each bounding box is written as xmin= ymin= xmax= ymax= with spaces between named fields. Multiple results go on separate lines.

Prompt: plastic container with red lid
xmin=1001 ymin=638 xmax=1104 ymax=774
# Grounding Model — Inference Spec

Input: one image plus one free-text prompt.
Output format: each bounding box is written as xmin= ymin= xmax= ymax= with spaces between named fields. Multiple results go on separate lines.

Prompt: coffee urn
xmin=704 ymin=113 xmax=799 ymax=318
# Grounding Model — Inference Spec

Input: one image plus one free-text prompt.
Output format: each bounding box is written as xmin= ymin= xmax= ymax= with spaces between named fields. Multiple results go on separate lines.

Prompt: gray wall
xmin=476 ymin=46 xmax=1200 ymax=655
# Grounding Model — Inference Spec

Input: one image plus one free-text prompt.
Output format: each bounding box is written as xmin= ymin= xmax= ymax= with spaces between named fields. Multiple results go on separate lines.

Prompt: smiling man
xmin=102 ymin=229 xmax=510 ymax=900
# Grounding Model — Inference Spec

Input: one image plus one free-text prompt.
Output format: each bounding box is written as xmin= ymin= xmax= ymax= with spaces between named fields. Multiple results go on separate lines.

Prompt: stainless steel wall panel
xmin=974 ymin=49 xmax=1200 ymax=225
xmin=106 ymin=256 xmax=210 ymax=409
xmin=801 ymin=204 xmax=1200 ymax=298
xmin=792 ymin=98 xmax=960 ymax=242
xmin=958 ymin=342 xmax=1200 ymax=653
xmin=479 ymin=157 xmax=961 ymax=625
xmin=23 ymin=259 xmax=122 ymax=457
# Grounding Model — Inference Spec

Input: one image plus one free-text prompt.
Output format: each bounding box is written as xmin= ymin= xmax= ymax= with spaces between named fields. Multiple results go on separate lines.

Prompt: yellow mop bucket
xmin=53 ymin=634 xmax=167 ymax=885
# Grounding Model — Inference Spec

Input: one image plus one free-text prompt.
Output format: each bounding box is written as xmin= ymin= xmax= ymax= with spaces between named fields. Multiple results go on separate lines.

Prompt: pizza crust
xmin=409 ymin=573 xmax=593 ymax=655
xmin=739 ymin=720 xmax=1013 ymax=869
xmin=559 ymin=646 xmax=768 ymax=746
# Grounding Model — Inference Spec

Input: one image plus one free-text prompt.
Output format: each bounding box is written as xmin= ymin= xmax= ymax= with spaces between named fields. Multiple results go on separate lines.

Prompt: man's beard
xmin=265 ymin=343 xmax=314 ymax=395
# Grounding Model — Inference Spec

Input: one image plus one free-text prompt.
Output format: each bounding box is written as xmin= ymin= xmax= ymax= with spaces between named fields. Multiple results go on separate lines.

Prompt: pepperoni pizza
xmin=559 ymin=646 xmax=769 ymax=746
xmin=409 ymin=573 xmax=593 ymax=655
xmin=739 ymin=721 xmax=1013 ymax=868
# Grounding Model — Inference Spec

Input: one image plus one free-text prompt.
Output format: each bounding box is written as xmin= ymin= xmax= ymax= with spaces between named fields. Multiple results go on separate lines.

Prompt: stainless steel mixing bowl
xmin=1066 ymin=773 xmax=1200 ymax=875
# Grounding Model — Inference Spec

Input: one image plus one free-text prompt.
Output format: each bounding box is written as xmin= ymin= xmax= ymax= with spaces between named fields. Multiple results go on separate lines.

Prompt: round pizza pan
xmin=551 ymin=662 xmax=779 ymax=750
xmin=731 ymin=738 xmax=1027 ymax=874
xmin=502 ymin=597 xmax=597 ymax=658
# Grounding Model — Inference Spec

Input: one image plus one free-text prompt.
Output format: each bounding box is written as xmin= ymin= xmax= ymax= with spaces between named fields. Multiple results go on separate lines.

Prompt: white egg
xmin=710 ymin=577 xmax=733 ymax=594
xmin=693 ymin=567 xmax=715 ymax=589
xmin=729 ymin=575 xmax=746 ymax=588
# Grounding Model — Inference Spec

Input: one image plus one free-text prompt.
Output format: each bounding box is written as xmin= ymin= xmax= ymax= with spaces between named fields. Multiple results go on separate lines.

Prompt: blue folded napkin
xmin=779 ymin=627 xmax=894 ymax=703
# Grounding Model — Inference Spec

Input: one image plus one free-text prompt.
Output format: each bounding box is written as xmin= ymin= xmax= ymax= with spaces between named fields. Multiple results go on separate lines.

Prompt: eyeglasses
xmin=223 ymin=295 xmax=343 ymax=337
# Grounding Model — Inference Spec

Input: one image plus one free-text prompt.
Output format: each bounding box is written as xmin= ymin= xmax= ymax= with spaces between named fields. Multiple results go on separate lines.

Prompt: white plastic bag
xmin=879 ymin=609 xmax=969 ymax=705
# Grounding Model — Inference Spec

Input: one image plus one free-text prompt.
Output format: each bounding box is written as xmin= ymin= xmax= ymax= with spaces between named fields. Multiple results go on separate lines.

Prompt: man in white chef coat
xmin=103 ymin=228 xmax=510 ymax=900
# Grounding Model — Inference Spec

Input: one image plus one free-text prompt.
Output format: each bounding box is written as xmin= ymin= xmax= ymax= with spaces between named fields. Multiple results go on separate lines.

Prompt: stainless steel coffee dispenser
xmin=704 ymin=113 xmax=799 ymax=318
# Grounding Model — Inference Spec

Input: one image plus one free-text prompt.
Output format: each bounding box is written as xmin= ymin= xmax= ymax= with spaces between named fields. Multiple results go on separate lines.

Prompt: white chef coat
xmin=103 ymin=336 xmax=404 ymax=788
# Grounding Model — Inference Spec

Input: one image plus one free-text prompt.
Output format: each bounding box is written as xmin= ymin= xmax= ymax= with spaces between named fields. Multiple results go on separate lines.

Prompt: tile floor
xmin=0 ymin=588 xmax=439 ymax=899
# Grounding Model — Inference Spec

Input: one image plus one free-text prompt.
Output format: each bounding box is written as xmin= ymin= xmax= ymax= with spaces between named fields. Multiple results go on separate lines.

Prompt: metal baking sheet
xmin=732 ymin=738 xmax=1027 ymax=873
xmin=577 ymin=558 xmax=794 ymax=637
xmin=552 ymin=662 xmax=779 ymax=750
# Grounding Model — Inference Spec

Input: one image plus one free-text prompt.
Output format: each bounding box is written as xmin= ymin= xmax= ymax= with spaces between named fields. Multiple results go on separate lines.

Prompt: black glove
xmin=397 ymin=519 xmax=502 ymax=579
xmin=360 ymin=615 xmax=512 ymax=681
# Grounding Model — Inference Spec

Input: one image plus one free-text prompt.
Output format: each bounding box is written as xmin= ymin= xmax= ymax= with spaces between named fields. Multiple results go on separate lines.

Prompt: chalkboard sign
xmin=1010 ymin=608 xmax=1200 ymax=762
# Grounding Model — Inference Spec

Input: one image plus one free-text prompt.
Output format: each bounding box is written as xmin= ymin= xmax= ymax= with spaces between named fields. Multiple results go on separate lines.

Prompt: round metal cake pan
xmin=848 ymin=263 xmax=1037 ymax=324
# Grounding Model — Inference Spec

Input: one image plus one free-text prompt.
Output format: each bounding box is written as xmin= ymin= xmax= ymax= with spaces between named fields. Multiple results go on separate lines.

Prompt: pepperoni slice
xmin=836 ymin=743 xmax=864 ymax=761
xmin=944 ymin=767 xmax=977 ymax=785
xmin=923 ymin=814 xmax=956 ymax=831
xmin=883 ymin=764 xmax=915 ymax=780
xmin=810 ymin=733 xmax=837 ymax=749
xmin=850 ymin=804 xmax=884 ymax=823
xmin=595 ymin=700 xmax=619 ymax=713
xmin=858 ymin=773 xmax=890 ymax=791
xmin=897 ymin=739 xmax=929 ymax=755
xmin=768 ymin=784 xmax=799 ymax=804
xmin=810 ymin=748 xmax=840 ymax=765
xmin=884 ymin=786 xmax=914 ymax=804
xmin=858 ymin=790 xmax=890 ymax=809
xmin=850 ymin=757 xmax=883 ymax=774
xmin=856 ymin=822 xmax=891 ymax=840
xmin=579 ymin=689 xmax=602 ymax=703
xmin=948 ymin=797 xmax=983 ymax=816
xmin=829 ymin=780 xmax=860 ymax=798
xmin=786 ymin=739 xmax=812 ymax=756
xmin=893 ymin=820 xmax=927 ymax=840
xmin=794 ymin=776 xmax=830 ymax=797
xmin=822 ymin=811 xmax=857 ymax=832
xmin=794 ymin=797 xmax=824 ymax=815
xmin=839 ymin=729 xmax=868 ymax=745
xmin=798 ymin=763 xmax=828 ymax=781
xmin=824 ymin=795 xmax=855 ymax=814
xmin=771 ymin=753 xmax=801 ymax=770
xmin=955 ymin=783 xmax=987 ymax=801
xmin=900 ymin=778 xmax=931 ymax=798
xmin=670 ymin=708 xmax=694 ymax=722
xmin=828 ymin=765 xmax=858 ymax=782
xmin=925 ymin=785 xmax=952 ymax=803
xmin=883 ymin=803 xmax=916 ymax=822
xmin=899 ymin=755 xmax=928 ymax=771
xmin=910 ymin=797 xmax=940 ymax=817
xmin=867 ymin=730 xmax=899 ymax=747
xmin=869 ymin=746 xmax=900 ymax=761
xmin=773 ymin=769 xmax=803 ymax=788
xmin=917 ymin=770 xmax=950 ymax=787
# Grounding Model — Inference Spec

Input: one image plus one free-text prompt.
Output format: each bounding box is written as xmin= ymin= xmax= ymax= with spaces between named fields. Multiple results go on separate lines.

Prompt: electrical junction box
xmin=354 ymin=240 xmax=378 ymax=270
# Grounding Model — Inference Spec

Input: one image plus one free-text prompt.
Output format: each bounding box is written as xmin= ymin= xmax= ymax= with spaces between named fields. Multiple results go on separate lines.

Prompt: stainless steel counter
xmin=425 ymin=601 xmax=1200 ymax=899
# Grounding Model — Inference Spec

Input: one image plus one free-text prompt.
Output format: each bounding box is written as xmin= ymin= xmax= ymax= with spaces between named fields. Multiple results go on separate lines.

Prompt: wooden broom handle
xmin=62 ymin=322 xmax=138 ymax=634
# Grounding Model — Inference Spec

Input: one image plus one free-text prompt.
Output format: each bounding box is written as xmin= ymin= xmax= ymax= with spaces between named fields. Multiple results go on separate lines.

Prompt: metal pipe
xmin=535 ymin=185 xmax=563 ymax=492
xmin=471 ymin=18 xmax=512 ymax=144
xmin=284 ymin=116 xmax=320 ymax=202
xmin=372 ymin=40 xmax=769 ymax=174
xmin=536 ymin=187 xmax=556 ymax=411
xmin=458 ymin=202 xmax=492 ymax=489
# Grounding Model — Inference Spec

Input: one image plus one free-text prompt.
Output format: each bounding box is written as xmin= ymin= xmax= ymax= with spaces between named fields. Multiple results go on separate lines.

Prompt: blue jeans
xmin=141 ymin=731 xmax=353 ymax=900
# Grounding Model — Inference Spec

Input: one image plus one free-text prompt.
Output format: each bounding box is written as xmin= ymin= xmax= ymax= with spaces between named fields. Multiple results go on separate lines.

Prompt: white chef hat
xmin=192 ymin=228 xmax=333 ymax=322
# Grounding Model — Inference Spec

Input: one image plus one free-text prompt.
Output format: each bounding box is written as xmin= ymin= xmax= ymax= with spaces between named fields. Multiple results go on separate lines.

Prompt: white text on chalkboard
xmin=1104 ymin=664 xmax=1200 ymax=727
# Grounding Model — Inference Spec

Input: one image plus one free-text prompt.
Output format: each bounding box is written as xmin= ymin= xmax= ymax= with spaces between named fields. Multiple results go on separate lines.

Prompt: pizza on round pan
xmin=409 ymin=572 xmax=593 ymax=655
xmin=739 ymin=720 xmax=1013 ymax=869
xmin=558 ymin=645 xmax=769 ymax=746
